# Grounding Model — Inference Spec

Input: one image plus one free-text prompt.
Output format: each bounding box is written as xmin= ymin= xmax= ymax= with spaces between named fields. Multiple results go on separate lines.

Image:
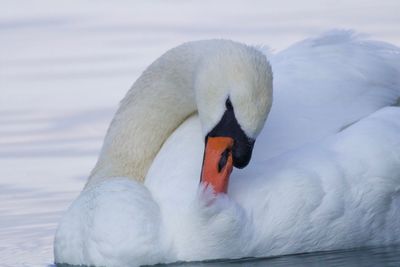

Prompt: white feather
xmin=55 ymin=31 xmax=400 ymax=266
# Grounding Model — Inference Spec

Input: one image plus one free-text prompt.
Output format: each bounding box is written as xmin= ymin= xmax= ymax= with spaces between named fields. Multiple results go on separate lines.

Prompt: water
xmin=53 ymin=246 xmax=400 ymax=266
xmin=1 ymin=0 xmax=400 ymax=266
xmin=165 ymin=246 xmax=400 ymax=266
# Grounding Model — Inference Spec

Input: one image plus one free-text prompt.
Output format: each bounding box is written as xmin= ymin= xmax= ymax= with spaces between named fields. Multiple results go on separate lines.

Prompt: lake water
xmin=1 ymin=0 xmax=400 ymax=266
xmin=53 ymin=246 xmax=400 ymax=267
xmin=152 ymin=246 xmax=400 ymax=266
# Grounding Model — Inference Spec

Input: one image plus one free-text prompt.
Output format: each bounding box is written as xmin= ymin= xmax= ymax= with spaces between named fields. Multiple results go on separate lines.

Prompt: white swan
xmin=54 ymin=31 xmax=400 ymax=267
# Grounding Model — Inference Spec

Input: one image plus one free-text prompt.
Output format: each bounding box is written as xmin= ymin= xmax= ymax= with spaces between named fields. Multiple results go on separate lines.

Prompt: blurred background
xmin=1 ymin=0 xmax=399 ymax=266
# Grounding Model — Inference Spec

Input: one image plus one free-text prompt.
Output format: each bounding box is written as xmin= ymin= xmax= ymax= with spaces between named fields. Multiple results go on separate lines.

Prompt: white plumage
xmin=54 ymin=31 xmax=400 ymax=267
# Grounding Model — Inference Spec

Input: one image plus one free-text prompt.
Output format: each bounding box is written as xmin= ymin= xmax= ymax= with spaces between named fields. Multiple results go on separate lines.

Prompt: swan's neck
xmin=86 ymin=40 xmax=270 ymax=187
xmin=87 ymin=44 xmax=206 ymax=186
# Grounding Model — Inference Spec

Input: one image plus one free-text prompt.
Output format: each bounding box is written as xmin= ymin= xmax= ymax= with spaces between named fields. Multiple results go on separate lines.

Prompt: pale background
xmin=1 ymin=0 xmax=399 ymax=266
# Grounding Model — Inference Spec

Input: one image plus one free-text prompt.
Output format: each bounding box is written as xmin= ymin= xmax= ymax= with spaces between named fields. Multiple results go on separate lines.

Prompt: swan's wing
xmin=231 ymin=107 xmax=400 ymax=256
xmin=146 ymin=107 xmax=400 ymax=260
xmin=54 ymin=178 xmax=165 ymax=266
xmin=255 ymin=30 xmax=400 ymax=160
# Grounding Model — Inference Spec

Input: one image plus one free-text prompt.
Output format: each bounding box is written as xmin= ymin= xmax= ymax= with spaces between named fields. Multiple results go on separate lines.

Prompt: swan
xmin=54 ymin=31 xmax=400 ymax=267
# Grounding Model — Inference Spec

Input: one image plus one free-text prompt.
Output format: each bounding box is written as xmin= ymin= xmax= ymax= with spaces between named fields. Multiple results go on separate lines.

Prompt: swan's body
xmin=55 ymin=31 xmax=400 ymax=267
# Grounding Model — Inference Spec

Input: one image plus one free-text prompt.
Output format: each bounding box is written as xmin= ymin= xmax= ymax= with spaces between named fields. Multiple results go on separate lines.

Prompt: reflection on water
xmin=53 ymin=245 xmax=400 ymax=267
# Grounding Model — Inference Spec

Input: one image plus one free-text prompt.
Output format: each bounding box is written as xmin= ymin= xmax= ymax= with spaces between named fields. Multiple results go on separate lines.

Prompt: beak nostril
xmin=218 ymin=148 xmax=231 ymax=172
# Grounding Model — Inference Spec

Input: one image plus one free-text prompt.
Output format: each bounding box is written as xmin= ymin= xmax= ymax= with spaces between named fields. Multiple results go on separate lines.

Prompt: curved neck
xmin=86 ymin=40 xmax=269 ymax=187
xmin=87 ymin=43 xmax=207 ymax=186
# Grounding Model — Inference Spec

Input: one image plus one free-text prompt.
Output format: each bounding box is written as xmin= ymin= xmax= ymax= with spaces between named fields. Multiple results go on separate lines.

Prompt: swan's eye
xmin=218 ymin=148 xmax=230 ymax=172
xmin=225 ymin=98 xmax=233 ymax=111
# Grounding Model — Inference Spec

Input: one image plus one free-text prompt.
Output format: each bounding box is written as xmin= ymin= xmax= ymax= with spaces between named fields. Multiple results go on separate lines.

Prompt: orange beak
xmin=200 ymin=137 xmax=234 ymax=194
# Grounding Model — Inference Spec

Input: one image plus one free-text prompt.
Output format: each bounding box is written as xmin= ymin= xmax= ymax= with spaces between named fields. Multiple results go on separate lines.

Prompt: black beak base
xmin=206 ymin=98 xmax=255 ymax=169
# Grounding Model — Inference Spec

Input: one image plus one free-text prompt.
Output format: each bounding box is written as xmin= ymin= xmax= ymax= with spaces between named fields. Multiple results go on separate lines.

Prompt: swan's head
xmin=195 ymin=41 xmax=273 ymax=193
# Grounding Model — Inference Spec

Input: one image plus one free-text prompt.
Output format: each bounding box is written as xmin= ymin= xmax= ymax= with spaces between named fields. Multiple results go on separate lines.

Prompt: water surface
xmin=53 ymin=246 xmax=400 ymax=267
